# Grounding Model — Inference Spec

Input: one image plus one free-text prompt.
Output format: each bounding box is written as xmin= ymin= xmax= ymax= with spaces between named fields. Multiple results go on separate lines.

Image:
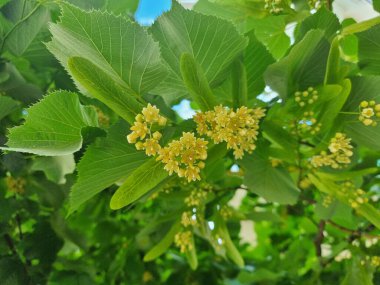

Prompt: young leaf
xmin=180 ymin=53 xmax=217 ymax=111
xmin=47 ymin=3 xmax=167 ymax=96
xmin=150 ymin=1 xmax=248 ymax=103
xmin=240 ymin=143 xmax=300 ymax=205
xmin=264 ymin=30 xmax=330 ymax=100
xmin=68 ymin=57 xmax=145 ymax=125
xmin=69 ymin=120 xmax=147 ymax=213
xmin=4 ymin=91 xmax=98 ymax=156
xmin=143 ymin=222 xmax=181 ymax=262
xmin=231 ymin=60 xmax=247 ymax=108
xmin=110 ymin=159 xmax=168 ymax=210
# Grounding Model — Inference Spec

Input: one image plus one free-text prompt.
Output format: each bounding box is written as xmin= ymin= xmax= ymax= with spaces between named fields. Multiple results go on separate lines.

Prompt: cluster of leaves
xmin=1 ymin=0 xmax=380 ymax=284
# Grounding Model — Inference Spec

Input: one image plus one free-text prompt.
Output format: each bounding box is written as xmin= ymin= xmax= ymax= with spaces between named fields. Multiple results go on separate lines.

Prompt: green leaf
xmin=1 ymin=0 xmax=50 ymax=56
xmin=68 ymin=57 xmax=144 ymax=124
xmin=374 ymin=0 xmax=380 ymax=12
xmin=69 ymin=120 xmax=147 ymax=213
xmin=341 ymin=257 xmax=374 ymax=285
xmin=247 ymin=15 xmax=290 ymax=59
xmin=265 ymin=30 xmax=330 ymax=100
xmin=245 ymin=32 xmax=275 ymax=98
xmin=150 ymin=2 xmax=248 ymax=103
xmin=342 ymin=16 xmax=380 ymax=35
xmin=0 ymin=257 xmax=30 ymax=285
xmin=110 ymin=158 xmax=168 ymax=210
xmin=0 ymin=95 xmax=18 ymax=120
xmin=4 ymin=91 xmax=98 ymax=156
xmin=47 ymin=3 xmax=167 ymax=96
xmin=240 ymin=143 xmax=300 ymax=205
xmin=356 ymin=24 xmax=380 ymax=75
xmin=295 ymin=7 xmax=341 ymax=42
xmin=324 ymin=37 xmax=341 ymax=85
xmin=31 ymin=155 xmax=75 ymax=184
xmin=180 ymin=53 xmax=217 ymax=111
xmin=144 ymin=222 xmax=181 ymax=262
xmin=343 ymin=76 xmax=380 ymax=150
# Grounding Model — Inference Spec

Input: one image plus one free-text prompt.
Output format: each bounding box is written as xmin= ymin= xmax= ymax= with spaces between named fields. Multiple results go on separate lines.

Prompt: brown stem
xmin=327 ymin=220 xmax=380 ymax=239
xmin=3 ymin=234 xmax=17 ymax=255
xmin=314 ymin=220 xmax=326 ymax=264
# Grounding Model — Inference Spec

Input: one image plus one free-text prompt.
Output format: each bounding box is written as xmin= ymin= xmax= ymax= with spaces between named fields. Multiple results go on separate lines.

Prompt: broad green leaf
xmin=150 ymin=2 xmax=248 ymax=103
xmin=295 ymin=7 xmax=341 ymax=42
xmin=343 ymin=76 xmax=380 ymax=150
xmin=247 ymin=15 xmax=290 ymax=59
xmin=47 ymin=3 xmax=167 ymax=96
xmin=69 ymin=121 xmax=147 ymax=213
xmin=31 ymin=155 xmax=75 ymax=184
xmin=264 ymin=30 xmax=330 ymax=100
xmin=4 ymin=91 xmax=97 ymax=156
xmin=356 ymin=24 xmax=380 ymax=75
xmin=341 ymin=257 xmax=374 ymax=285
xmin=0 ymin=95 xmax=18 ymax=120
xmin=245 ymin=32 xmax=275 ymax=98
xmin=374 ymin=0 xmax=380 ymax=12
xmin=240 ymin=143 xmax=300 ymax=205
xmin=68 ymin=57 xmax=144 ymax=124
xmin=1 ymin=0 xmax=50 ymax=56
xmin=110 ymin=158 xmax=168 ymax=210
xmin=180 ymin=53 xmax=217 ymax=111
xmin=144 ymin=221 xmax=181 ymax=262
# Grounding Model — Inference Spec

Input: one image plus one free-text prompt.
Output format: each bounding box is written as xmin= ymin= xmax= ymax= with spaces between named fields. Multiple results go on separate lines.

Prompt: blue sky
xmin=135 ymin=0 xmax=171 ymax=25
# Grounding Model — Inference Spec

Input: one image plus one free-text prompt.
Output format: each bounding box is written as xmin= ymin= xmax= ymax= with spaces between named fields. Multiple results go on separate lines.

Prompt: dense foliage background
xmin=1 ymin=0 xmax=380 ymax=284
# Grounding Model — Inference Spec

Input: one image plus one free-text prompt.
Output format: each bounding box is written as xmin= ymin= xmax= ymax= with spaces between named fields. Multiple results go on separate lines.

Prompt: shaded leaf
xmin=31 ymin=155 xmax=75 ymax=184
xmin=357 ymin=24 xmax=380 ymax=75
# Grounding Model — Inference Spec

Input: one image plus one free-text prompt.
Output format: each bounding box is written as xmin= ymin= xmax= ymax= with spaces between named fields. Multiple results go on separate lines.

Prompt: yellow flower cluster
xmin=174 ymin=230 xmax=193 ymax=253
xmin=311 ymin=133 xmax=353 ymax=169
xmin=95 ymin=107 xmax=110 ymax=128
xmin=184 ymin=187 xmax=209 ymax=207
xmin=157 ymin=132 xmax=208 ymax=182
xmin=371 ymin=256 xmax=380 ymax=267
xmin=299 ymin=177 xmax=312 ymax=190
xmin=295 ymin=87 xmax=319 ymax=107
xmin=220 ymin=205 xmax=234 ymax=219
xmin=127 ymin=104 xmax=167 ymax=156
xmin=348 ymin=189 xmax=368 ymax=209
xmin=322 ymin=195 xmax=334 ymax=208
xmin=299 ymin=111 xmax=322 ymax=135
xmin=194 ymin=105 xmax=265 ymax=159
xmin=359 ymin=100 xmax=380 ymax=127
xmin=264 ymin=0 xmax=283 ymax=14
xmin=6 ymin=176 xmax=26 ymax=194
xmin=181 ymin=211 xmax=197 ymax=227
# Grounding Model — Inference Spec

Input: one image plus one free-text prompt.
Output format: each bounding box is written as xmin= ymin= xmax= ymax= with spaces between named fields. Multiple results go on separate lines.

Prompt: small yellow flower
xmin=6 ymin=176 xmax=26 ymax=194
xmin=194 ymin=105 xmax=265 ymax=160
xmin=358 ymin=101 xmax=379 ymax=127
xmin=157 ymin=132 xmax=208 ymax=182
xmin=127 ymin=104 xmax=167 ymax=157
xmin=174 ymin=231 xmax=193 ymax=253
xmin=311 ymin=133 xmax=353 ymax=169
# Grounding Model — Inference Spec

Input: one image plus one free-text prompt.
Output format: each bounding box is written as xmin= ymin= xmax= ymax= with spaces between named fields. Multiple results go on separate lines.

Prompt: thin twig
xmin=314 ymin=220 xmax=326 ymax=264
xmin=327 ymin=220 xmax=380 ymax=239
